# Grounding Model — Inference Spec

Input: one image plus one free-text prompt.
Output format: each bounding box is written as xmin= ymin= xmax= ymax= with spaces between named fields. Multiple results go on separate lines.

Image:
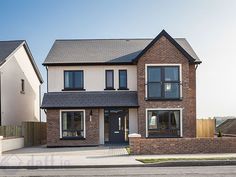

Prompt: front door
xmin=104 ymin=108 xmax=128 ymax=144
xmin=109 ymin=114 xmax=125 ymax=143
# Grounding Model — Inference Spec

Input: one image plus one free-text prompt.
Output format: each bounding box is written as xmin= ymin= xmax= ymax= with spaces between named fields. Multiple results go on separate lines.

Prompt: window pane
xmin=104 ymin=110 xmax=110 ymax=142
xmin=62 ymin=112 xmax=68 ymax=130
xmin=65 ymin=72 xmax=73 ymax=88
xmin=148 ymin=83 xmax=161 ymax=98
xmin=119 ymin=70 xmax=127 ymax=88
xmin=106 ymin=71 xmax=113 ymax=88
xmin=148 ymin=67 xmax=161 ymax=82
xmin=74 ymin=71 xmax=83 ymax=88
xmin=148 ymin=110 xmax=180 ymax=137
xmin=62 ymin=111 xmax=84 ymax=138
xmin=148 ymin=110 xmax=158 ymax=129
xmin=164 ymin=67 xmax=179 ymax=81
xmin=62 ymin=112 xmax=73 ymax=130
xmin=158 ymin=111 xmax=169 ymax=130
xmin=164 ymin=83 xmax=179 ymax=98
xmin=170 ymin=111 xmax=180 ymax=129
xmin=74 ymin=112 xmax=83 ymax=129
xmin=170 ymin=111 xmax=180 ymax=136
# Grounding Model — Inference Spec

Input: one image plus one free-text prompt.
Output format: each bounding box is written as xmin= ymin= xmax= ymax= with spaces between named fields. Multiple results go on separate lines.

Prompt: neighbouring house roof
xmin=216 ymin=119 xmax=236 ymax=135
xmin=41 ymin=91 xmax=139 ymax=109
xmin=43 ymin=30 xmax=201 ymax=66
xmin=0 ymin=40 xmax=24 ymax=65
xmin=0 ymin=40 xmax=43 ymax=83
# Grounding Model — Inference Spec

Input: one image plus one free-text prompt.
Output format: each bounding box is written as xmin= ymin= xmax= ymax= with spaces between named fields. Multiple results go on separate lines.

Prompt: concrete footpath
xmin=1 ymin=145 xmax=236 ymax=168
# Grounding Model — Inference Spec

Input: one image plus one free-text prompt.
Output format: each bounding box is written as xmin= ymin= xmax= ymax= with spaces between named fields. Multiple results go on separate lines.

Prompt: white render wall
xmin=2 ymin=137 xmax=24 ymax=152
xmin=48 ymin=65 xmax=137 ymax=92
xmin=0 ymin=46 xmax=41 ymax=125
xmin=129 ymin=108 xmax=138 ymax=134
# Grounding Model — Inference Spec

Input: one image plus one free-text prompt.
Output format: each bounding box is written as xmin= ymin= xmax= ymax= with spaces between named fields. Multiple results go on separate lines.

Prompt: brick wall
xmin=137 ymin=36 xmax=196 ymax=138
xmin=47 ymin=109 xmax=99 ymax=147
xmin=129 ymin=136 xmax=236 ymax=155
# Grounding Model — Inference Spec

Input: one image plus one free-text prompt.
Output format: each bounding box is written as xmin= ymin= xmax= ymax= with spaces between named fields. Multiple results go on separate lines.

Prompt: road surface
xmin=0 ymin=166 xmax=236 ymax=176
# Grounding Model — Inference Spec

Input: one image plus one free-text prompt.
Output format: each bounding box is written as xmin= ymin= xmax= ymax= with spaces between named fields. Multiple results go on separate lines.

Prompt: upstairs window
xmin=105 ymin=70 xmax=114 ymax=90
xmin=119 ymin=70 xmax=128 ymax=90
xmin=64 ymin=70 xmax=84 ymax=90
xmin=147 ymin=66 xmax=180 ymax=99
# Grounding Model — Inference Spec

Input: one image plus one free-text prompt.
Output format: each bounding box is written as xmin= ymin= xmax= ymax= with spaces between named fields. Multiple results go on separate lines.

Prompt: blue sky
xmin=1 ymin=0 xmax=236 ymax=118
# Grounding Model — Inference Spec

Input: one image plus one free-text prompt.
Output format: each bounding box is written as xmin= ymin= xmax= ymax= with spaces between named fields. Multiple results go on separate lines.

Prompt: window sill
xmin=118 ymin=88 xmax=129 ymax=90
xmin=60 ymin=137 xmax=86 ymax=140
xmin=104 ymin=88 xmax=116 ymax=90
xmin=62 ymin=88 xmax=86 ymax=91
xmin=146 ymin=136 xmax=181 ymax=139
xmin=145 ymin=98 xmax=182 ymax=101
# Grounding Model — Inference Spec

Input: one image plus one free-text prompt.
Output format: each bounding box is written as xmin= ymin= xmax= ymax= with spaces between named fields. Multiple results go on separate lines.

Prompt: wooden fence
xmin=0 ymin=125 xmax=22 ymax=137
xmin=22 ymin=122 xmax=47 ymax=147
xmin=0 ymin=122 xmax=47 ymax=146
xmin=197 ymin=119 xmax=215 ymax=138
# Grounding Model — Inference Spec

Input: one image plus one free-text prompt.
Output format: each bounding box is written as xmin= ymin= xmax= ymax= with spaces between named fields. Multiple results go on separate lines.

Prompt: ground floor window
xmin=61 ymin=110 xmax=85 ymax=139
xmin=147 ymin=109 xmax=181 ymax=137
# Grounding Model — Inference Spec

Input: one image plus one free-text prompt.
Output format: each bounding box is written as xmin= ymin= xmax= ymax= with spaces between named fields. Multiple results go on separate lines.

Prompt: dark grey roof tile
xmin=0 ymin=40 xmax=24 ymax=65
xmin=41 ymin=91 xmax=139 ymax=108
xmin=43 ymin=38 xmax=200 ymax=65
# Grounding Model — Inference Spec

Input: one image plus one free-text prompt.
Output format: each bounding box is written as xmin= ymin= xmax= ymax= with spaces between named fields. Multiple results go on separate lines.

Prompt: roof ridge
xmin=54 ymin=38 xmax=185 ymax=42
xmin=174 ymin=38 xmax=187 ymax=40
xmin=0 ymin=40 xmax=25 ymax=43
xmin=55 ymin=38 xmax=154 ymax=41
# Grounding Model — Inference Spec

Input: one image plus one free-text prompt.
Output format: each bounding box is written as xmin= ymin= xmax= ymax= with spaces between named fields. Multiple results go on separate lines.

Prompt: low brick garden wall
xmin=129 ymin=135 xmax=236 ymax=155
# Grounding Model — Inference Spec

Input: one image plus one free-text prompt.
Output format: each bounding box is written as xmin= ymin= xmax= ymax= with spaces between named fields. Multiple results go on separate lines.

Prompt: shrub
xmin=218 ymin=130 xmax=222 ymax=137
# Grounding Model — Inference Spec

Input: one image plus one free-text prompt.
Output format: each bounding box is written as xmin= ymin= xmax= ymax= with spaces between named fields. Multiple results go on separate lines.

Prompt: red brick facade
xmin=129 ymin=137 xmax=236 ymax=155
xmin=47 ymin=109 xmax=99 ymax=147
xmin=137 ymin=36 xmax=197 ymax=138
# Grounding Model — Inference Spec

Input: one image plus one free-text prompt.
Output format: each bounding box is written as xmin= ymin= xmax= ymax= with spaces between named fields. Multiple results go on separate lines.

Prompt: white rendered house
xmin=0 ymin=40 xmax=43 ymax=125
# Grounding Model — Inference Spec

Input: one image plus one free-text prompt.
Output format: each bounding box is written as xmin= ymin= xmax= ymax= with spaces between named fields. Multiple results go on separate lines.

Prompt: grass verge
xmin=125 ymin=146 xmax=131 ymax=155
xmin=136 ymin=157 xmax=236 ymax=164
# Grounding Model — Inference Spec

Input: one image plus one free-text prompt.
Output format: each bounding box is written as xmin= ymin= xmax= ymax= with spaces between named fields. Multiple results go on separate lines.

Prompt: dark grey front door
xmin=109 ymin=114 xmax=125 ymax=143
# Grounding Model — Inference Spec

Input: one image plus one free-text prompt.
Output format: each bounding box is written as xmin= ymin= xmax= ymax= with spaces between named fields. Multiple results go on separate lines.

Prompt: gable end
xmin=133 ymin=30 xmax=201 ymax=64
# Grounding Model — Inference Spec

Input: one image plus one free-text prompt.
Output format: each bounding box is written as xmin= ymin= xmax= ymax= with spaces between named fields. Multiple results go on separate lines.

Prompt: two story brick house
xmin=41 ymin=30 xmax=201 ymax=147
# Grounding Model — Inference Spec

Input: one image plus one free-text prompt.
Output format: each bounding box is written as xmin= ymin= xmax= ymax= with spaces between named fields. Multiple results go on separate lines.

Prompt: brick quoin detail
xmin=137 ymin=36 xmax=196 ymax=138
xmin=47 ymin=109 xmax=99 ymax=147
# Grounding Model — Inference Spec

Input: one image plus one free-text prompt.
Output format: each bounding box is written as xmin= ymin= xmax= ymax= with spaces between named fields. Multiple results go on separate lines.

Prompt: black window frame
xmin=63 ymin=70 xmax=85 ymax=91
xmin=118 ymin=70 xmax=128 ymax=90
xmin=147 ymin=110 xmax=181 ymax=138
xmin=105 ymin=70 xmax=115 ymax=90
xmin=20 ymin=79 xmax=25 ymax=94
xmin=61 ymin=111 xmax=85 ymax=140
xmin=146 ymin=66 xmax=181 ymax=100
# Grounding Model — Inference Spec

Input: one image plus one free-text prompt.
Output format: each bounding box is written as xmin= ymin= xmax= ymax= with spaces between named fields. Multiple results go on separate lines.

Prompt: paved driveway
xmin=0 ymin=145 xmax=141 ymax=166
xmin=2 ymin=146 xmax=236 ymax=167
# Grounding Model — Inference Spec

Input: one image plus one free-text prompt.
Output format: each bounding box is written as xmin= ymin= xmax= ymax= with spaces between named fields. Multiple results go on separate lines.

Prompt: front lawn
xmin=136 ymin=157 xmax=236 ymax=164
